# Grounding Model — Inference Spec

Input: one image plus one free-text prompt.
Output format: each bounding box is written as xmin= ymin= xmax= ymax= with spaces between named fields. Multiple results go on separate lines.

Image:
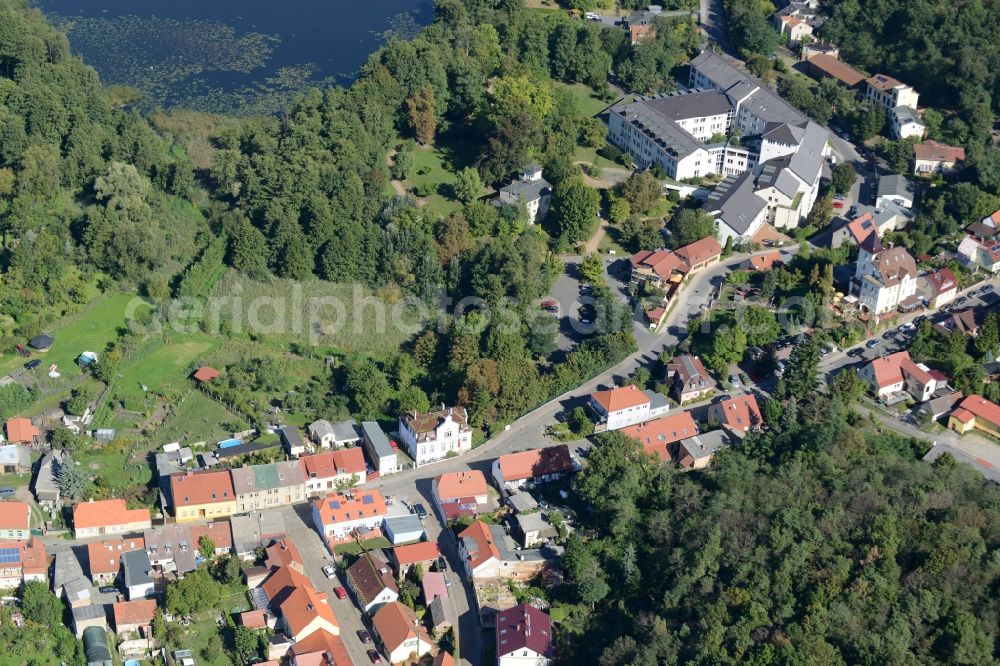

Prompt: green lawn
xmin=334 ymin=536 xmax=392 ymax=556
xmin=155 ymin=390 xmax=244 ymax=447
xmin=76 ymin=446 xmax=154 ymax=499
xmin=115 ymin=334 xmax=221 ymax=401
xmin=554 ymin=81 xmax=615 ymax=118
xmin=571 ymin=145 xmax=624 ymax=172
xmin=0 ymin=291 xmax=139 ymax=378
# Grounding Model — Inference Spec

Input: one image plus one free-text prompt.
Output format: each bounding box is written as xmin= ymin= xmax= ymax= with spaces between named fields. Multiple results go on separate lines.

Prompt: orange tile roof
xmin=950 ymin=407 xmax=974 ymax=423
xmin=806 ymin=54 xmax=866 ymax=86
xmin=73 ymin=499 xmax=151 ymax=530
xmin=914 ymin=140 xmax=965 ymax=163
xmin=590 ymin=384 xmax=650 ymax=413
xmin=311 ymin=489 xmax=387 ymax=527
xmin=0 ymin=501 xmax=29 ymax=530
xmin=87 ymin=536 xmax=145 ymax=577
xmin=435 ymin=470 xmax=487 ymax=501
xmin=955 ymin=395 xmax=1000 ymax=428
xmin=113 ymin=599 xmax=156 ymax=628
xmin=621 ymin=411 xmax=699 ymax=461
xmin=170 ymin=470 xmax=236 ymax=507
xmin=265 ymin=537 xmax=304 ymax=571
xmin=4 ymin=418 xmax=38 ymax=444
xmin=261 ymin=564 xmax=313 ymax=606
xmin=393 ymin=541 xmax=441 ymax=567
xmin=748 ymin=252 xmax=781 ymax=271
xmin=373 ymin=601 xmax=432 ymax=654
xmin=189 ymin=520 xmax=233 ymax=551
xmin=192 ymin=366 xmax=219 ymax=383
xmin=299 ymin=447 xmax=367 ymax=480
xmin=712 ymin=395 xmax=762 ymax=435
xmin=495 ymin=445 xmax=574 ymax=483
xmin=279 ymin=584 xmax=338 ymax=638
xmin=459 ymin=520 xmax=501 ymax=571
xmin=987 ymin=209 xmax=1000 ymax=226
xmin=0 ymin=538 xmax=45 ymax=576
xmin=434 ymin=652 xmax=456 ymax=666
xmin=675 ymin=236 xmax=722 ymax=268
xmin=866 ymin=351 xmax=936 ymax=390
xmin=238 ymin=609 xmax=268 ymax=628
xmin=290 ymin=629 xmax=353 ymax=665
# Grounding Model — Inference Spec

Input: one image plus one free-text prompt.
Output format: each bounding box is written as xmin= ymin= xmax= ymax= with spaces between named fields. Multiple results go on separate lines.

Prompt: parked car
xmin=866 ymin=339 xmax=880 ymax=349
xmin=357 ymin=629 xmax=372 ymax=644
xmin=322 ymin=565 xmax=336 ymax=579
xmin=334 ymin=586 xmax=348 ymax=600
xmin=99 ymin=586 xmax=117 ymax=594
xmin=899 ymin=322 xmax=916 ymax=332
xmin=413 ymin=503 xmax=428 ymax=520
xmin=25 ymin=359 xmax=40 ymax=369
xmin=914 ymin=315 xmax=928 ymax=324
xmin=437 ymin=556 xmax=448 ymax=571
xmin=367 ymin=649 xmax=381 ymax=663
xmin=728 ymin=374 xmax=740 ymax=388
xmin=0 ymin=488 xmax=15 ymax=499
xmin=883 ymin=330 xmax=895 ymax=340
xmin=983 ymin=285 xmax=994 ymax=293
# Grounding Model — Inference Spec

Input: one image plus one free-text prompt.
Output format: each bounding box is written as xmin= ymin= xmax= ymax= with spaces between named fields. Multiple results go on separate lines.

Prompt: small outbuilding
xmin=28 ymin=334 xmax=52 ymax=352
xmin=192 ymin=366 xmax=220 ymax=383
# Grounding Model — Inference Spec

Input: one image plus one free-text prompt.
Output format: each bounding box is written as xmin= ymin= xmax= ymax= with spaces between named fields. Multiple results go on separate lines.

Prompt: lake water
xmin=35 ymin=0 xmax=433 ymax=115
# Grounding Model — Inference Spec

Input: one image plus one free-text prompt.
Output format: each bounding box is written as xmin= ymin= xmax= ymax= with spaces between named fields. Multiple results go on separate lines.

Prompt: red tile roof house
xmin=707 ymin=394 xmax=763 ymax=439
xmin=0 ymin=501 xmax=31 ymax=541
xmin=299 ymin=447 xmax=368 ymax=496
xmin=72 ymin=499 xmax=152 ymax=539
xmin=432 ymin=470 xmax=489 ymax=522
xmin=345 ymin=552 xmax=399 ymax=614
xmin=859 ymin=351 xmax=946 ymax=402
xmin=916 ymin=267 xmax=958 ymax=309
xmin=948 ymin=394 xmax=1000 ymax=438
xmin=389 ymin=541 xmax=441 ymax=577
xmin=496 ymin=603 xmax=554 ymax=666
xmin=628 ymin=237 xmax=722 ymax=290
xmin=310 ymin=489 xmax=387 ymax=544
xmin=588 ymin=384 xmax=670 ymax=431
xmin=0 ymin=538 xmax=46 ymax=589
xmin=665 ymin=354 xmax=714 ymax=403
xmin=290 ymin=629 xmax=353 ymax=666
xmin=86 ymin=536 xmax=145 ymax=584
xmin=491 ymin=445 xmax=576 ymax=494
xmin=277 ymin=582 xmax=339 ymax=642
xmin=4 ymin=417 xmax=40 ymax=446
xmin=620 ymin=411 xmax=699 ymax=462
xmin=112 ymin=598 xmax=157 ymax=637
xmin=372 ymin=600 xmax=433 ymax=665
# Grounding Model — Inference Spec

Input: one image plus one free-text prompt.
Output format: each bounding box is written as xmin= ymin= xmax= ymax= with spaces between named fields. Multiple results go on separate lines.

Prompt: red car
xmin=831 ymin=197 xmax=845 ymax=209
xmin=334 ymin=586 xmax=348 ymax=600
xmin=367 ymin=649 xmax=381 ymax=663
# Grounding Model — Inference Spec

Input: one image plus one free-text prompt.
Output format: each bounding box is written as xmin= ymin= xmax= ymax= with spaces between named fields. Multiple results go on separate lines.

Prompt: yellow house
xmin=170 ymin=470 xmax=237 ymax=523
xmin=948 ymin=395 xmax=1000 ymax=438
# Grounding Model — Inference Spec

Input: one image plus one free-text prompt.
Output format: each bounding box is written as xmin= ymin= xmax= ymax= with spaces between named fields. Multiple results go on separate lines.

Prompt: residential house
xmin=496 ymin=166 xmax=553 ymax=224
xmin=390 ymin=541 xmax=441 ymax=577
xmin=677 ymin=430 xmax=731 ymax=469
xmin=311 ymin=489 xmax=387 ymax=542
xmin=774 ymin=13 xmax=812 ymax=44
xmin=372 ymin=601 xmax=433 ymax=665
xmin=956 ymin=235 xmax=1000 ymax=273
xmin=277 ymin=584 xmax=339 ymax=642
xmin=876 ymin=175 xmax=916 ymax=210
xmin=458 ymin=520 xmax=550 ymax=581
xmin=73 ymin=499 xmax=151 ymax=539
xmin=864 ymin=74 xmax=920 ymax=116
xmin=496 ymin=603 xmax=554 ymax=666
xmin=190 ymin=520 xmax=233 ymax=557
xmin=801 ymin=41 xmax=840 ymax=60
xmin=121 ymin=549 xmax=154 ymax=600
xmin=934 ymin=309 xmax=980 ymax=337
xmin=802 ymin=54 xmax=865 ymax=90
xmin=913 ymin=140 xmax=965 ymax=176
xmin=4 ymin=418 xmax=39 ymax=446
xmin=0 ymin=501 xmax=30 ymax=540
xmin=0 ymin=444 xmax=30 ymax=474
xmin=704 ymin=171 xmax=768 ymax=243
xmin=346 ymin=552 xmax=399 ymax=614
xmin=290 ymin=629 xmax=352 ymax=666
xmin=434 ymin=652 xmax=456 ymax=666
xmin=144 ymin=524 xmax=199 ymax=575
xmin=742 ymin=251 xmax=782 ymax=272
xmin=432 ymin=470 xmax=489 ymax=521
xmin=112 ymin=599 xmax=156 ymax=637
xmin=889 ymin=106 xmax=925 ymax=140
xmin=589 ymin=385 xmax=662 ymax=431
xmin=383 ymin=515 xmax=425 ymax=546
xmin=299 ymin=447 xmax=367 ymax=496
xmin=513 ymin=512 xmax=558 ymax=549
xmin=621 ymin=411 xmax=699 ymax=461
xmin=261 ymin=564 xmax=312 ymax=608
xmin=422 ymin=572 xmax=448 ymax=604
xmin=707 ymin=394 xmax=763 ymax=438
xmin=916 ymin=267 xmax=958 ymax=309
xmin=948 ymin=394 xmax=1000 ymax=438
xmin=399 ymin=406 xmax=473 ymax=467
xmin=0 ymin=538 xmax=46 ymax=589
xmin=854 ymin=241 xmax=919 ymax=314
xmin=231 ymin=461 xmax=307 ymax=513
xmin=53 ymin=550 xmax=91 ymax=608
xmin=629 ymin=237 xmax=723 ymax=292
xmin=278 ymin=426 xmax=307 ymax=457
xmin=32 ymin=449 xmax=64 ymax=506
xmin=491 ymin=445 xmax=575 ymax=493
xmin=361 ymin=421 xmax=398 ymax=476
xmin=170 ymin=470 xmax=237 ymax=523
xmin=230 ymin=511 xmax=287 ymax=561
xmin=859 ymin=351 xmax=946 ymax=401
xmin=86 ymin=536 xmax=145 ymax=584
xmin=307 ymin=419 xmax=359 ymax=449
xmin=665 ymin=354 xmax=713 ymax=403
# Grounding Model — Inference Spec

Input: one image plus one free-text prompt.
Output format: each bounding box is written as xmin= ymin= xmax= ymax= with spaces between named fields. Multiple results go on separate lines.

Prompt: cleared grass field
xmin=115 ymin=335 xmax=221 ymax=401
xmin=156 ymin=390 xmax=244 ymax=446
xmin=0 ymin=291 xmax=139 ymax=378
xmin=554 ymin=81 xmax=615 ymax=118
xmin=209 ymin=270 xmax=426 ymax=358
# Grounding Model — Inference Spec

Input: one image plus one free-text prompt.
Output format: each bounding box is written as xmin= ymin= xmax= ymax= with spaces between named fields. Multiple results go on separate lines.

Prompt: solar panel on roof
xmin=0 ymin=547 xmax=21 ymax=564
xmin=362 ymin=495 xmax=374 ymax=505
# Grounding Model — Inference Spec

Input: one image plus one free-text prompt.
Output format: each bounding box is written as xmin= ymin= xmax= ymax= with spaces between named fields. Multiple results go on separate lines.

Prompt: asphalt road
xmin=699 ymin=0 xmax=732 ymax=53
